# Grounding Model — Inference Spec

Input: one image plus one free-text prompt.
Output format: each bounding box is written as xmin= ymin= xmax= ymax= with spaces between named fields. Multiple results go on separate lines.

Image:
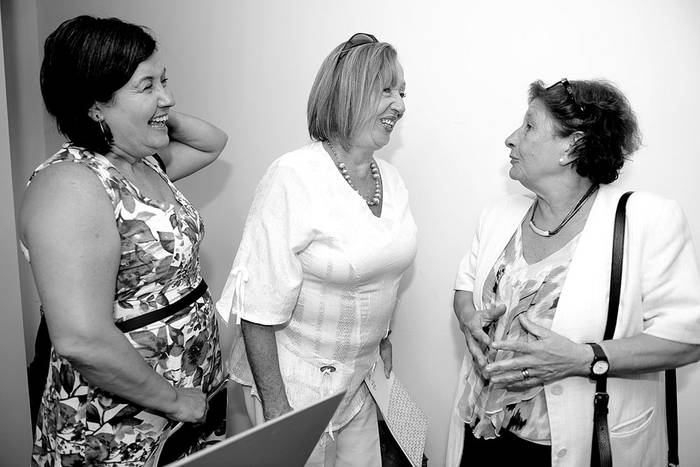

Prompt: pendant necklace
xmin=529 ymin=184 xmax=599 ymax=237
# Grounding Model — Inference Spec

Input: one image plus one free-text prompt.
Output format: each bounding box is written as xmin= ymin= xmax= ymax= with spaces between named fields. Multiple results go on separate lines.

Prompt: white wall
xmin=0 ymin=5 xmax=33 ymax=463
xmin=2 ymin=0 xmax=47 ymax=362
xmin=7 ymin=1 xmax=700 ymax=464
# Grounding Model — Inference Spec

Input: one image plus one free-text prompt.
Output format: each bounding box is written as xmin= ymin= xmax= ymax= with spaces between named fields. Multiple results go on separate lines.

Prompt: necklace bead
xmin=327 ymin=141 xmax=382 ymax=206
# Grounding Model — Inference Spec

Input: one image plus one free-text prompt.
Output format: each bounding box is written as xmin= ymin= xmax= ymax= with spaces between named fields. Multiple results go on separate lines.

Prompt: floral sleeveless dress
xmin=28 ymin=144 xmax=224 ymax=467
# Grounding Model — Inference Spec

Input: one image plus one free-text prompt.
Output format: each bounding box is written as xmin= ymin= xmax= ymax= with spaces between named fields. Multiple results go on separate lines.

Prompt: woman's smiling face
xmin=97 ymin=52 xmax=175 ymax=160
xmin=350 ymin=60 xmax=406 ymax=152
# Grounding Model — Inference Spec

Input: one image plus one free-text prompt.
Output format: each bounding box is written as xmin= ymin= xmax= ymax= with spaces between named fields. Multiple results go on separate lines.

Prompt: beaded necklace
xmin=326 ymin=141 xmax=382 ymax=206
xmin=529 ymin=184 xmax=599 ymax=237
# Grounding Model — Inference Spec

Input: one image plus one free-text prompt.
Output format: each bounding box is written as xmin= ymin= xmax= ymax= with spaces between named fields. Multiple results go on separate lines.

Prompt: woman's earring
xmin=98 ymin=119 xmax=113 ymax=146
xmin=559 ymin=157 xmax=566 ymax=165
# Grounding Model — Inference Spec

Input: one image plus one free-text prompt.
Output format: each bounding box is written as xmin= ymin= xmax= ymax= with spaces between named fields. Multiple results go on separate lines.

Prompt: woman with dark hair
xmin=20 ymin=16 xmax=228 ymax=466
xmin=447 ymin=79 xmax=700 ymax=466
xmin=217 ymin=33 xmax=416 ymax=466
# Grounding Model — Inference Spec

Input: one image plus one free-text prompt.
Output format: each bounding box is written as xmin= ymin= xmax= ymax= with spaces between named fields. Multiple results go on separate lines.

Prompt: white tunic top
xmin=217 ymin=141 xmax=417 ymax=430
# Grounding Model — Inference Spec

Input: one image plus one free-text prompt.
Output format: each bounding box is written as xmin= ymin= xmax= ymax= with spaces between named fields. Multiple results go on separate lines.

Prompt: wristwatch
xmin=587 ymin=343 xmax=610 ymax=378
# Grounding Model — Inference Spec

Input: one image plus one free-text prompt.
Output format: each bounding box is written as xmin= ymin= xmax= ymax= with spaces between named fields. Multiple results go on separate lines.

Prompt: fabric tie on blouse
xmin=320 ymin=364 xmax=337 ymax=439
xmin=216 ymin=266 xmax=249 ymax=325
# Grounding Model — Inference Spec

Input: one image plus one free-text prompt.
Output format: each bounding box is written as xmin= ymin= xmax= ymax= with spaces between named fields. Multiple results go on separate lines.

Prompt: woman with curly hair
xmin=448 ymin=79 xmax=700 ymax=466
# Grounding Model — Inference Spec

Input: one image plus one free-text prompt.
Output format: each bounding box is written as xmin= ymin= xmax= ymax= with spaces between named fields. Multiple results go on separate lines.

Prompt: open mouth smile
xmin=380 ymin=117 xmax=397 ymax=131
xmin=149 ymin=114 xmax=168 ymax=128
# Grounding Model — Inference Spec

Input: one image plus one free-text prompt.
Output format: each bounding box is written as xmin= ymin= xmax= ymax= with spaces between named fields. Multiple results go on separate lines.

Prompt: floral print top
xmin=458 ymin=224 xmax=579 ymax=443
xmin=26 ymin=144 xmax=223 ymax=467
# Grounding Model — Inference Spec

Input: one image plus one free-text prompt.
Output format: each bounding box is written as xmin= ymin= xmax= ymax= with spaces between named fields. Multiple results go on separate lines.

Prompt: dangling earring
xmin=559 ymin=157 xmax=566 ymax=165
xmin=98 ymin=119 xmax=113 ymax=146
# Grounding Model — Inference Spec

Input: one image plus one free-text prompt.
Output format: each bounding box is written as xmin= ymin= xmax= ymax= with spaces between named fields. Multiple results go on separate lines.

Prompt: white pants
xmin=236 ymin=383 xmax=381 ymax=467
xmin=304 ymin=395 xmax=381 ymax=467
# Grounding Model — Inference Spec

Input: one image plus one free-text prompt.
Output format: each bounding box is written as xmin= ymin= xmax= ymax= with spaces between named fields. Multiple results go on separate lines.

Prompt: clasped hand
xmin=166 ymin=387 xmax=208 ymax=423
xmin=460 ymin=307 xmax=587 ymax=390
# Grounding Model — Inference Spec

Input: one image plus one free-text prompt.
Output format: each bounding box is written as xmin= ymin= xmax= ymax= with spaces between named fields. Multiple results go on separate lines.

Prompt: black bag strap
xmin=592 ymin=191 xmax=632 ymax=467
xmin=592 ymin=191 xmax=679 ymax=467
xmin=592 ymin=388 xmax=612 ymax=467
xmin=603 ymin=191 xmax=632 ymax=340
xmin=666 ymin=369 xmax=679 ymax=466
xmin=27 ymin=309 xmax=51 ymax=431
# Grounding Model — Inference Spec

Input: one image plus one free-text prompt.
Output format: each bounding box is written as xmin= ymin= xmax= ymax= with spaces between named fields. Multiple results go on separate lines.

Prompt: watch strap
xmin=588 ymin=342 xmax=606 ymax=359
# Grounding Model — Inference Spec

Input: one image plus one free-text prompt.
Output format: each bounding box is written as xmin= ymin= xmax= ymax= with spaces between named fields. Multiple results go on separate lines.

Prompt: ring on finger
xmin=521 ymin=368 xmax=530 ymax=380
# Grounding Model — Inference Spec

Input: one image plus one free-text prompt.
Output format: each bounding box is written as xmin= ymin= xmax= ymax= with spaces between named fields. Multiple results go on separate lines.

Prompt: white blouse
xmin=217 ymin=141 xmax=417 ymax=430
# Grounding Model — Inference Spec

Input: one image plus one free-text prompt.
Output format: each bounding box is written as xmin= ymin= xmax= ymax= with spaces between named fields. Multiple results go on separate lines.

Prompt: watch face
xmin=593 ymin=360 xmax=609 ymax=375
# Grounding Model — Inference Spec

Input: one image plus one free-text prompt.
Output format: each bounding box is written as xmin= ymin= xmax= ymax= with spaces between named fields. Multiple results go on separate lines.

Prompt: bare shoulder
xmin=20 ymin=161 xmax=118 ymax=249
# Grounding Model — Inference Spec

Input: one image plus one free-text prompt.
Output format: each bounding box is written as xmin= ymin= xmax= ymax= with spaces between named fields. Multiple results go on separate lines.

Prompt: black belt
xmin=116 ymin=280 xmax=208 ymax=333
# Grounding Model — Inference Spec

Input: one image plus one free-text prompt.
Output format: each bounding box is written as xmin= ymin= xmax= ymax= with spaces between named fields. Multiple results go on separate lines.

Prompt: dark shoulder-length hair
xmin=307 ymin=37 xmax=401 ymax=151
xmin=529 ymin=79 xmax=641 ymax=185
xmin=40 ymin=15 xmax=157 ymax=154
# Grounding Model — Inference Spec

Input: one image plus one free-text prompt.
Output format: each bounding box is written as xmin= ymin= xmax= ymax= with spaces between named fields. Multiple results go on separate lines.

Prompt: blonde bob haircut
xmin=307 ymin=39 xmax=400 ymax=151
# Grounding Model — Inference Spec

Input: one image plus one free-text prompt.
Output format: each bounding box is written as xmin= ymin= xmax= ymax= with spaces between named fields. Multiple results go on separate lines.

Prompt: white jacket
xmin=447 ymin=185 xmax=700 ymax=467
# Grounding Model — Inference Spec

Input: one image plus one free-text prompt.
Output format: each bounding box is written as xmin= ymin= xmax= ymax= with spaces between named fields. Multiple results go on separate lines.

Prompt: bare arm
xmin=158 ymin=110 xmax=228 ymax=181
xmin=240 ymin=319 xmax=292 ymax=420
xmin=601 ymin=334 xmax=700 ymax=375
xmin=20 ymin=163 xmax=205 ymax=422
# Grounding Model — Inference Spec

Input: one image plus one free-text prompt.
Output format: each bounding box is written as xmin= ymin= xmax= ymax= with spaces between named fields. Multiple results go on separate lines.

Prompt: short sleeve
xmin=454 ymin=209 xmax=485 ymax=292
xmin=641 ymin=200 xmax=700 ymax=343
xmin=217 ymin=160 xmax=315 ymax=326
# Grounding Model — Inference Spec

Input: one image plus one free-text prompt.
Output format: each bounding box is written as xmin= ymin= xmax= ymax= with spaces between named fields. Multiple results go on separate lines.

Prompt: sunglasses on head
xmin=547 ymin=78 xmax=585 ymax=113
xmin=335 ymin=32 xmax=378 ymax=65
